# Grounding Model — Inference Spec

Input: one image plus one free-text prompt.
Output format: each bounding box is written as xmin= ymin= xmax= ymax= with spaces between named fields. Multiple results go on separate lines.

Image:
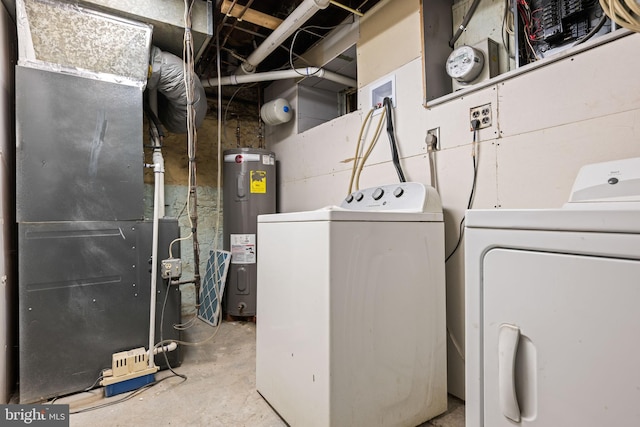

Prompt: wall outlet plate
xmin=470 ymin=103 xmax=492 ymax=130
xmin=370 ymin=74 xmax=396 ymax=114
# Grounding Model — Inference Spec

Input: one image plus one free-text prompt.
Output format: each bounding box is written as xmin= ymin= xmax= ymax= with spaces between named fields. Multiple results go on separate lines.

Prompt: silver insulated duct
xmin=148 ymin=46 xmax=208 ymax=134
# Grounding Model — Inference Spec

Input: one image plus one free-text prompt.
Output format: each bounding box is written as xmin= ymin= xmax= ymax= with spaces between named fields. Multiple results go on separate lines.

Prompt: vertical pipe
xmin=153 ymin=150 xmax=165 ymax=218
xmin=148 ymin=88 xmax=165 ymax=218
xmin=148 ymin=159 xmax=164 ymax=368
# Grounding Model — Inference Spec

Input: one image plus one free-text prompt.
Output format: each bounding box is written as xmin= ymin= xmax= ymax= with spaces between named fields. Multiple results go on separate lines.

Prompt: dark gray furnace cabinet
xmin=16 ymin=66 xmax=182 ymax=403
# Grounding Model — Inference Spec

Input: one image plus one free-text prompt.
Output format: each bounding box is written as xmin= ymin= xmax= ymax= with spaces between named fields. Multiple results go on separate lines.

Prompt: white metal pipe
xmin=152 ymin=150 xmax=165 ymax=218
xmin=240 ymin=0 xmax=330 ymax=73
xmin=153 ymin=341 xmax=178 ymax=355
xmin=202 ymin=67 xmax=357 ymax=88
xmin=148 ymin=159 xmax=164 ymax=368
xmin=148 ymin=88 xmax=165 ymax=218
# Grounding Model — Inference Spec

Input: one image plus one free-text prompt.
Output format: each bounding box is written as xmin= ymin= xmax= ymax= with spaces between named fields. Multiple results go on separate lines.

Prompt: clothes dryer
xmin=465 ymin=157 xmax=640 ymax=427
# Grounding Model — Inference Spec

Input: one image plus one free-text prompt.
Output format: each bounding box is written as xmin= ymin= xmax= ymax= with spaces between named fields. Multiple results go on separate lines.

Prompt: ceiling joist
xmin=221 ymin=0 xmax=283 ymax=30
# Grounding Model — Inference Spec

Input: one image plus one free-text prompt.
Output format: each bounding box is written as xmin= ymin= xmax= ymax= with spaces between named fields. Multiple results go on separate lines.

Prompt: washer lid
xmin=258 ymin=206 xmax=443 ymax=223
xmin=466 ymin=208 xmax=640 ymax=233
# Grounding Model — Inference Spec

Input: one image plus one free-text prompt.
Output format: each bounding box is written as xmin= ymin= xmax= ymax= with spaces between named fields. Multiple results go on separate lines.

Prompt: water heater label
xmin=230 ymin=234 xmax=256 ymax=264
xmin=262 ymin=155 xmax=275 ymax=165
xmin=250 ymin=170 xmax=267 ymax=194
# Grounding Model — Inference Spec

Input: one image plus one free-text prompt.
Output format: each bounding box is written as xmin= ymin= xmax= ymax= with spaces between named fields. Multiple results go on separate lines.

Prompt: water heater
xmin=223 ymin=148 xmax=276 ymax=317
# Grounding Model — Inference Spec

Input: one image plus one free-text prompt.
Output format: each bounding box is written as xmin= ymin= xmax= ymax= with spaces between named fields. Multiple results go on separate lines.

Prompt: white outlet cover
xmin=369 ymin=74 xmax=396 ymax=114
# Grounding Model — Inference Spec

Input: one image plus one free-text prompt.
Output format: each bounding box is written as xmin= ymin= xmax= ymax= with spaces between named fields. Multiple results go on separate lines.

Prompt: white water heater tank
xmin=260 ymin=98 xmax=292 ymax=125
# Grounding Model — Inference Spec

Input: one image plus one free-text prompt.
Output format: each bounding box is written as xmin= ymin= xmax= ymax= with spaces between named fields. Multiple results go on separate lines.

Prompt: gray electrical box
xmin=161 ymin=258 xmax=182 ymax=279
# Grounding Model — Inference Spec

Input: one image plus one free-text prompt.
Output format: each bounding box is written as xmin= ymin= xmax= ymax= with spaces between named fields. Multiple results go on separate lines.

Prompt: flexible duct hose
xmin=148 ymin=46 xmax=208 ymax=134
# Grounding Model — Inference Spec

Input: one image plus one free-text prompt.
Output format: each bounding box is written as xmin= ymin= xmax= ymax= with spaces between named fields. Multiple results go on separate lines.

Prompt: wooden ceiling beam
xmin=221 ymin=0 xmax=283 ymax=30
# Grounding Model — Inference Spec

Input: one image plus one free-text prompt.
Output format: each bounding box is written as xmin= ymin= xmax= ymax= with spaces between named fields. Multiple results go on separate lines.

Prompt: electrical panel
xmin=421 ymin=0 xmax=613 ymax=102
xmin=515 ymin=0 xmax=609 ymax=66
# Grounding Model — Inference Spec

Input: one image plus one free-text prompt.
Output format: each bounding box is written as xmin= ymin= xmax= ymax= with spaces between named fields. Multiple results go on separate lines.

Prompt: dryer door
xmin=481 ymin=248 xmax=640 ymax=426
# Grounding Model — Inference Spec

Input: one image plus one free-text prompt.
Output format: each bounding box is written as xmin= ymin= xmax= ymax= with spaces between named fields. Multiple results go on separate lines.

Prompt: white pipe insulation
xmin=148 ymin=158 xmax=164 ymax=369
xmin=152 ymin=150 xmax=165 ymax=218
xmin=202 ymin=67 xmax=357 ymax=88
xmin=148 ymin=88 xmax=165 ymax=218
xmin=239 ymin=0 xmax=331 ymax=74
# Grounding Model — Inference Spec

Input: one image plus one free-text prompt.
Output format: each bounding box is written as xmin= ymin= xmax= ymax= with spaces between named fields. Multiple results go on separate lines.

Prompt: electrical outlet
xmin=470 ymin=103 xmax=492 ymax=130
xmin=426 ymin=127 xmax=440 ymax=151
xmin=161 ymin=258 xmax=182 ymax=279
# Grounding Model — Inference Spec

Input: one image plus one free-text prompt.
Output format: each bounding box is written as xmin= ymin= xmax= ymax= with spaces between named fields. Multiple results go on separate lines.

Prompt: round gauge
xmin=446 ymin=45 xmax=485 ymax=84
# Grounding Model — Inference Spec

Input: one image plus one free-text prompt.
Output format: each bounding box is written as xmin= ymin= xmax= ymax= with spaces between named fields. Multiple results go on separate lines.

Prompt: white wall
xmin=264 ymin=0 xmax=640 ymax=400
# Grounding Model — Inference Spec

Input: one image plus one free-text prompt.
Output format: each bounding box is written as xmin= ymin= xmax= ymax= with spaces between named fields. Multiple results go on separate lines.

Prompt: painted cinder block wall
xmin=263 ymin=0 xmax=640 ymax=399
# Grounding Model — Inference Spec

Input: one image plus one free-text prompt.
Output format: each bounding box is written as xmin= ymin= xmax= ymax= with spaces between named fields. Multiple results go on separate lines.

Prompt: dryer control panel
xmin=566 ymin=157 xmax=640 ymax=206
xmin=341 ymin=182 xmax=442 ymax=213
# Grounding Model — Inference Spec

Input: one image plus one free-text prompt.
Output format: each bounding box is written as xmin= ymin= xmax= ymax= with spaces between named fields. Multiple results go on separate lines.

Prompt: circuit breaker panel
xmin=515 ymin=0 xmax=609 ymax=66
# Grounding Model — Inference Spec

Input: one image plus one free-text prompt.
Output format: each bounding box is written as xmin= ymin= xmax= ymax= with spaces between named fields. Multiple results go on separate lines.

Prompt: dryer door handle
xmin=498 ymin=323 xmax=521 ymax=423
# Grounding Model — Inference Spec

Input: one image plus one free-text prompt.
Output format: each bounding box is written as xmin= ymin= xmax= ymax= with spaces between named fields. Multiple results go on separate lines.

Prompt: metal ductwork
xmin=76 ymin=0 xmax=214 ymax=61
xmin=239 ymin=0 xmax=331 ymax=74
xmin=148 ymin=46 xmax=208 ymax=134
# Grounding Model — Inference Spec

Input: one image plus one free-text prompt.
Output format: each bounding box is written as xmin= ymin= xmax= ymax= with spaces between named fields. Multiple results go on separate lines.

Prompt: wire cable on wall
xmin=288 ymin=22 xmax=354 ymax=76
xmin=383 ymin=97 xmax=406 ymax=183
xmin=445 ymin=121 xmax=480 ymax=263
xmin=426 ymin=133 xmax=439 ymax=192
xmin=573 ymin=13 xmax=609 ymax=46
xmin=161 ymin=3 xmax=227 ymax=348
xmin=211 ymin=14 xmax=226 ymax=330
xmin=349 ymin=100 xmax=406 ymax=193
xmin=502 ymin=0 xmax=516 ymax=60
xmin=450 ymin=0 xmax=483 ymax=47
xmin=183 ymin=0 xmax=202 ymax=305
xmin=160 ymin=278 xmax=188 ymax=380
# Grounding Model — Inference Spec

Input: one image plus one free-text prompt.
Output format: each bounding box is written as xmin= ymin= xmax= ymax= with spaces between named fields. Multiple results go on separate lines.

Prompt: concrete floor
xmin=67 ymin=320 xmax=464 ymax=427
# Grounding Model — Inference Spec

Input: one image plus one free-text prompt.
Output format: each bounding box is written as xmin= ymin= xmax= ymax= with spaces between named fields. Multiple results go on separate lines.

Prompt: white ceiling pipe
xmin=202 ymin=67 xmax=357 ymax=88
xmin=239 ymin=0 xmax=331 ymax=74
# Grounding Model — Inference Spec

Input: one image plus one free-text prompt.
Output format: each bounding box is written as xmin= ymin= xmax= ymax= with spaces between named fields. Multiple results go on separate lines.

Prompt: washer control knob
xmin=355 ymin=192 xmax=364 ymax=202
xmin=345 ymin=194 xmax=354 ymax=203
xmin=372 ymin=187 xmax=384 ymax=200
xmin=393 ymin=187 xmax=404 ymax=198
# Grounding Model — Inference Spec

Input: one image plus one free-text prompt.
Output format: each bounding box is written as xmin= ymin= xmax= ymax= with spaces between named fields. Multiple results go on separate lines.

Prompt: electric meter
xmin=446 ymin=45 xmax=485 ymax=84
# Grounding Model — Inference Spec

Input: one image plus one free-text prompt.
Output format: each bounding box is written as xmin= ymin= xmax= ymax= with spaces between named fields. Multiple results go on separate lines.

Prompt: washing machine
xmin=465 ymin=157 xmax=640 ymax=427
xmin=256 ymin=182 xmax=447 ymax=427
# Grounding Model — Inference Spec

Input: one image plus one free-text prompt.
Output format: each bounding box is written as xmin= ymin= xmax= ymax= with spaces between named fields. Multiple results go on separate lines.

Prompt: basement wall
xmin=263 ymin=0 xmax=640 ymax=399
xmin=143 ymin=98 xmax=261 ymax=317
